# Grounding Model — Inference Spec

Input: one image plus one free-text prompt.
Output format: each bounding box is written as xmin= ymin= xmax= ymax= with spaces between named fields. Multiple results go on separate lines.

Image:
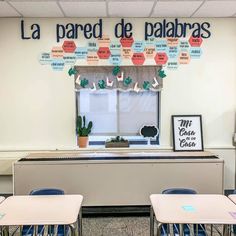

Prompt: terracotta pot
xmin=77 ymin=136 xmax=89 ymax=148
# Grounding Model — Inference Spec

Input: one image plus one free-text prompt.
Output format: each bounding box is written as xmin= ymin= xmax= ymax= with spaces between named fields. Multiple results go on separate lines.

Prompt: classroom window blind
xmin=77 ymin=90 xmax=160 ymax=141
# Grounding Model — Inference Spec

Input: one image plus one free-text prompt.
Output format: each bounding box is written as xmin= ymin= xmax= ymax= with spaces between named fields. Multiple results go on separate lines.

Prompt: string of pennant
xmin=68 ymin=66 xmax=166 ymax=92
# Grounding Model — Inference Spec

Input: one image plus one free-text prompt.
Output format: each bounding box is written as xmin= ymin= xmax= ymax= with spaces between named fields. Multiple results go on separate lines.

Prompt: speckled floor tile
xmin=82 ymin=217 xmax=150 ymax=236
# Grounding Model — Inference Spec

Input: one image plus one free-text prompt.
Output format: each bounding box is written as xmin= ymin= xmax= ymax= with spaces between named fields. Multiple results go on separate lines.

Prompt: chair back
xmin=162 ymin=188 xmax=197 ymax=194
xmin=30 ymin=188 xmax=64 ymax=195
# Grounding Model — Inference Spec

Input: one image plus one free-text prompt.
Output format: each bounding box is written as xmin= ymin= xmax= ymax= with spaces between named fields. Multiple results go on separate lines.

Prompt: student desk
xmin=228 ymin=194 xmax=236 ymax=204
xmin=0 ymin=197 xmax=5 ymax=204
xmin=150 ymin=194 xmax=236 ymax=236
xmin=0 ymin=195 xmax=83 ymax=236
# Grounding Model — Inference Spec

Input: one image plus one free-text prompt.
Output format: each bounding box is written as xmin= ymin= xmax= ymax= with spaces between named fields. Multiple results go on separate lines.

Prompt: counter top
xmin=16 ymin=150 xmax=221 ymax=163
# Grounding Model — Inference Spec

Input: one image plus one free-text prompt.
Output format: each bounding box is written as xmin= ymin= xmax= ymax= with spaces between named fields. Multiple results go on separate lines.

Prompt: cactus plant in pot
xmin=76 ymin=115 xmax=93 ymax=148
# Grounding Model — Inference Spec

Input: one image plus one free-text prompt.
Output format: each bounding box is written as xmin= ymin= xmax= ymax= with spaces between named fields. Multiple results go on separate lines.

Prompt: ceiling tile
xmin=60 ymin=1 xmax=107 ymax=17
xmin=9 ymin=1 xmax=64 ymax=17
xmin=0 ymin=2 xmax=20 ymax=17
xmin=193 ymin=1 xmax=236 ymax=17
xmin=108 ymin=1 xmax=154 ymax=17
xmin=152 ymin=1 xmax=203 ymax=17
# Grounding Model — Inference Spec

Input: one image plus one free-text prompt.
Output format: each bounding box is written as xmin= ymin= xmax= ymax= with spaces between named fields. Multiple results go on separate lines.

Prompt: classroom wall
xmin=0 ymin=18 xmax=235 ymax=192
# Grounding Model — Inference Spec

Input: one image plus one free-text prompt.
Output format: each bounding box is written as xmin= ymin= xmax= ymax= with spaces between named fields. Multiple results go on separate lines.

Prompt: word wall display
xmin=39 ymin=35 xmax=203 ymax=71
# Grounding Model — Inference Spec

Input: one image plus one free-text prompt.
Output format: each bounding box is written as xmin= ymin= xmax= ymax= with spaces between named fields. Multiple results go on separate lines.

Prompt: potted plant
xmin=76 ymin=115 xmax=93 ymax=148
xmin=105 ymin=136 xmax=129 ymax=148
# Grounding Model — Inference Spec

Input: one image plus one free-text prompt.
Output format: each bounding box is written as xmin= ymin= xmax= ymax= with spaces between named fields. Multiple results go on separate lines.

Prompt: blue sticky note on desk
xmin=182 ymin=205 xmax=195 ymax=212
xmin=229 ymin=212 xmax=236 ymax=219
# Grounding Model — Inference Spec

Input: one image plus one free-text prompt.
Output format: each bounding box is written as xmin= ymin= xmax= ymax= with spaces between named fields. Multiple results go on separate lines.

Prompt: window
xmin=75 ymin=66 xmax=162 ymax=145
xmin=76 ymin=89 xmax=160 ymax=144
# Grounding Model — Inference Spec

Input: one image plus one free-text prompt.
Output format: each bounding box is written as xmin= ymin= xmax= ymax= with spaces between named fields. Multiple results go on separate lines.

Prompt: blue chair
xmin=30 ymin=188 xmax=64 ymax=195
xmin=22 ymin=188 xmax=66 ymax=236
xmin=162 ymin=188 xmax=197 ymax=194
xmin=161 ymin=188 xmax=206 ymax=236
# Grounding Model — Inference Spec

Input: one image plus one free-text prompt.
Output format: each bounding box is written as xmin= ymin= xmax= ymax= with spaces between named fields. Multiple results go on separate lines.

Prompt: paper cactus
xmin=68 ymin=67 xmax=78 ymax=76
xmin=123 ymin=77 xmax=132 ymax=87
xmin=112 ymin=66 xmax=121 ymax=76
xmin=80 ymin=78 xmax=89 ymax=88
xmin=98 ymin=80 xmax=106 ymax=89
xmin=158 ymin=69 xmax=166 ymax=79
xmin=143 ymin=81 xmax=151 ymax=90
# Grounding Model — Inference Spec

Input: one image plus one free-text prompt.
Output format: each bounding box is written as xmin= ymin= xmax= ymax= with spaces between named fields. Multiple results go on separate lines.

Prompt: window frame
xmin=75 ymin=90 xmax=161 ymax=146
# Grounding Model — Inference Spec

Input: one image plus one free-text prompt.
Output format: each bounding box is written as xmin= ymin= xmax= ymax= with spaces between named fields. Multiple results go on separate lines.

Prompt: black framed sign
xmin=172 ymin=115 xmax=204 ymax=152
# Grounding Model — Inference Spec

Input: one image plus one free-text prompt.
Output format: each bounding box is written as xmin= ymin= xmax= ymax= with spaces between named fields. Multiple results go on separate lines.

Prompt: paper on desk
xmin=182 ymin=205 xmax=196 ymax=212
xmin=229 ymin=212 xmax=236 ymax=219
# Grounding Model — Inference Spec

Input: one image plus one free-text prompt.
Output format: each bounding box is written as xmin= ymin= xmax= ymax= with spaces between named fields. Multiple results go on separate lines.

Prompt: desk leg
xmin=150 ymin=206 xmax=154 ymax=236
xmin=78 ymin=209 xmax=82 ymax=236
xmin=179 ymin=224 xmax=183 ymax=236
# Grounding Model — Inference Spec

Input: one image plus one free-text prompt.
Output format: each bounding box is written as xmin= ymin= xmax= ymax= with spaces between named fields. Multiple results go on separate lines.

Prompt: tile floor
xmin=82 ymin=217 xmax=150 ymax=236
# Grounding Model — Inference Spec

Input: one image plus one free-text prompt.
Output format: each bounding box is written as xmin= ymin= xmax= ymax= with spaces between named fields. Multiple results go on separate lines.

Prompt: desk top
xmin=228 ymin=195 xmax=236 ymax=204
xmin=150 ymin=194 xmax=236 ymax=224
xmin=0 ymin=195 xmax=83 ymax=226
xmin=0 ymin=197 xmax=5 ymax=204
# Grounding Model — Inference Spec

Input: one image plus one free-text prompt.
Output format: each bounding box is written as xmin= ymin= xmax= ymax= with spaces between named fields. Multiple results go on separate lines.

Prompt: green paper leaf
xmin=98 ymin=80 xmax=106 ymax=89
xmin=80 ymin=78 xmax=89 ymax=88
xmin=112 ymin=66 xmax=121 ymax=76
xmin=123 ymin=77 xmax=132 ymax=87
xmin=158 ymin=69 xmax=166 ymax=79
xmin=68 ymin=67 xmax=77 ymax=76
xmin=143 ymin=81 xmax=150 ymax=90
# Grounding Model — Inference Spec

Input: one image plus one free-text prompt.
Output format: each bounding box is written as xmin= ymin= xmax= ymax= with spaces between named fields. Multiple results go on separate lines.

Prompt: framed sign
xmin=172 ymin=115 xmax=204 ymax=152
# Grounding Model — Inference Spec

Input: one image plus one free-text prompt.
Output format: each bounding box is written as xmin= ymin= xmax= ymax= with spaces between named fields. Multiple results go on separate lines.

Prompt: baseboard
xmin=82 ymin=205 xmax=150 ymax=217
xmin=0 ymin=193 xmax=12 ymax=198
xmin=224 ymin=189 xmax=235 ymax=196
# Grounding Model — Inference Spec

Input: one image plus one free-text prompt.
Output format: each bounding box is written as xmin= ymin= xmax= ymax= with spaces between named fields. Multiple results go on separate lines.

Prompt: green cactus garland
xmin=112 ymin=66 xmax=121 ymax=76
xmin=143 ymin=81 xmax=151 ymax=90
xmin=158 ymin=69 xmax=166 ymax=79
xmin=98 ymin=80 xmax=106 ymax=89
xmin=80 ymin=78 xmax=89 ymax=88
xmin=123 ymin=77 xmax=132 ymax=87
xmin=68 ymin=67 xmax=78 ymax=76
